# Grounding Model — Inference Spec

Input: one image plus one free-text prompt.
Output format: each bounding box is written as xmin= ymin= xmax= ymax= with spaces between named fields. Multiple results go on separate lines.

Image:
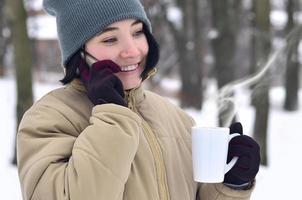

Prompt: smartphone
xmin=80 ymin=51 xmax=98 ymax=68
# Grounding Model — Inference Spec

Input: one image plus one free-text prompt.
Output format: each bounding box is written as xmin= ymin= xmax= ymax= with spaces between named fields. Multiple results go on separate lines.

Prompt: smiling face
xmin=85 ymin=19 xmax=149 ymax=90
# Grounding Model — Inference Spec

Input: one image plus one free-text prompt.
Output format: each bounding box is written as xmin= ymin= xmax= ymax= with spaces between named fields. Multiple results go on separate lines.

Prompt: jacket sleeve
xmin=196 ymin=182 xmax=255 ymax=200
xmin=17 ymin=103 xmax=141 ymax=200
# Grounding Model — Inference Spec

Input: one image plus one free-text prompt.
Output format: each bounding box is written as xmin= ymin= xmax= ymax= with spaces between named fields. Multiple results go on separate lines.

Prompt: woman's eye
xmin=133 ymin=30 xmax=144 ymax=37
xmin=102 ymin=38 xmax=117 ymax=44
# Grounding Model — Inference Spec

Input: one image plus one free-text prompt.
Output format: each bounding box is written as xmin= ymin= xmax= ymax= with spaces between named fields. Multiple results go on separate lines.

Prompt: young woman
xmin=17 ymin=0 xmax=260 ymax=199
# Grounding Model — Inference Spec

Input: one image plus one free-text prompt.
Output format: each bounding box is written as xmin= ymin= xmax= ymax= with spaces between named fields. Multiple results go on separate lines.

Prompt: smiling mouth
xmin=120 ymin=63 xmax=140 ymax=72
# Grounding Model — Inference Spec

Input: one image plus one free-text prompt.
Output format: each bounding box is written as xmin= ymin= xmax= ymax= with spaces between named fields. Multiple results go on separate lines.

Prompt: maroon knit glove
xmin=223 ymin=122 xmax=260 ymax=187
xmin=78 ymin=59 xmax=127 ymax=106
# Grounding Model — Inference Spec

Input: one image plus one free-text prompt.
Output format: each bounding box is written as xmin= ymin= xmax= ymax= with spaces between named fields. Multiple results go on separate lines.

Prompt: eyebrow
xmin=97 ymin=20 xmax=142 ymax=36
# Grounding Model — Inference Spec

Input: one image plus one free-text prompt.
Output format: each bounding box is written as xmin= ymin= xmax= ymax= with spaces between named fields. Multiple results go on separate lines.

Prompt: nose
xmin=120 ymin=38 xmax=140 ymax=58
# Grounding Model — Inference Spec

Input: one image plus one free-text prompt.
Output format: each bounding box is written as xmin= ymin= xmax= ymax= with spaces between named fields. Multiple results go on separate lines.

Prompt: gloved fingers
xmin=227 ymin=143 xmax=251 ymax=163
xmin=79 ymin=59 xmax=127 ymax=106
xmin=94 ymin=71 xmax=124 ymax=91
xmin=227 ymin=147 xmax=260 ymax=165
xmin=111 ymin=90 xmax=127 ymax=106
xmin=98 ymin=88 xmax=126 ymax=106
xmin=227 ymin=136 xmax=260 ymax=179
xmin=87 ymin=70 xmax=125 ymax=105
xmin=229 ymin=122 xmax=243 ymax=135
xmin=227 ymin=135 xmax=260 ymax=162
xmin=224 ymin=123 xmax=261 ymax=185
xmin=78 ymin=59 xmax=90 ymax=83
xmin=90 ymin=68 xmax=115 ymax=82
xmin=80 ymin=59 xmax=121 ymax=83
xmin=89 ymin=61 xmax=122 ymax=85
xmin=229 ymin=135 xmax=259 ymax=154
xmin=227 ymin=155 xmax=259 ymax=183
xmin=81 ymin=60 xmax=122 ymax=92
xmin=92 ymin=60 xmax=121 ymax=73
xmin=112 ymin=76 xmax=125 ymax=98
xmin=232 ymin=155 xmax=250 ymax=171
xmin=227 ymin=156 xmax=250 ymax=180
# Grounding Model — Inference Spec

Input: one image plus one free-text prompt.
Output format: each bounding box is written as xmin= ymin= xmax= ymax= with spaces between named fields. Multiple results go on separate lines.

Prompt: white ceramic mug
xmin=191 ymin=127 xmax=240 ymax=183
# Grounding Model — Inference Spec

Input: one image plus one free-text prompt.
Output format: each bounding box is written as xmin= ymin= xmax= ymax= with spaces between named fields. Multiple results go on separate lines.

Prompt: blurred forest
xmin=0 ymin=0 xmax=301 ymax=166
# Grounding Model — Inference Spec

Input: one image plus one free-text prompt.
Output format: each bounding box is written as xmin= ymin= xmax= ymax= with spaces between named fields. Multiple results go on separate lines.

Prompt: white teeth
xmin=121 ymin=64 xmax=139 ymax=72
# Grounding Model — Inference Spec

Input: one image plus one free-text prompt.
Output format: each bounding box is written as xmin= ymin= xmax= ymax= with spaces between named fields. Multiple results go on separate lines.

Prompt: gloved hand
xmin=223 ymin=122 xmax=260 ymax=188
xmin=78 ymin=59 xmax=127 ymax=106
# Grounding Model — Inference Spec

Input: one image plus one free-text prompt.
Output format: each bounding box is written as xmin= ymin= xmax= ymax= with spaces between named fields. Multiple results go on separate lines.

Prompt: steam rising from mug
xmin=215 ymin=25 xmax=302 ymax=127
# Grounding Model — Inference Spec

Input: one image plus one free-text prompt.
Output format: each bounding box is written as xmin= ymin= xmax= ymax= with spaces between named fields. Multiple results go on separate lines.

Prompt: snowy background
xmin=1 ymin=77 xmax=301 ymax=199
xmin=1 ymin=0 xmax=302 ymax=199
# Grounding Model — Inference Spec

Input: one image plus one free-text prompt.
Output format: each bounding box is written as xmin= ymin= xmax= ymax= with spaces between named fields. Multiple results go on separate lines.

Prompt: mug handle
xmin=224 ymin=133 xmax=240 ymax=173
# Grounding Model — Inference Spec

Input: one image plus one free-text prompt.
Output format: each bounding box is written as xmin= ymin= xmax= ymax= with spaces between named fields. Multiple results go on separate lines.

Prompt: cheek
xmin=86 ymin=45 xmax=118 ymax=61
xmin=141 ymin=39 xmax=149 ymax=57
xmin=95 ymin=51 xmax=117 ymax=61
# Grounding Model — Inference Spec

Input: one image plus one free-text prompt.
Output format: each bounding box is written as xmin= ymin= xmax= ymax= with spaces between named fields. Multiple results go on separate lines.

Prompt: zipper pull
xmin=125 ymin=91 xmax=134 ymax=110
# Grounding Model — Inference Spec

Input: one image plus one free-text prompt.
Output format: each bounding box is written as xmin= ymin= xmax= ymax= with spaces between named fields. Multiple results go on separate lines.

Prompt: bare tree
xmin=140 ymin=0 xmax=178 ymax=85
xmin=0 ymin=0 xmax=8 ymax=76
xmin=209 ymin=0 xmax=242 ymax=126
xmin=250 ymin=0 xmax=271 ymax=166
xmin=6 ymin=0 xmax=33 ymax=165
xmin=167 ymin=0 xmax=205 ymax=110
xmin=141 ymin=0 xmax=206 ymax=109
xmin=284 ymin=0 xmax=300 ymax=111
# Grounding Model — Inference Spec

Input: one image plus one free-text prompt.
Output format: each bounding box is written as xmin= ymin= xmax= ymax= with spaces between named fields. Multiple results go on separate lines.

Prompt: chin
xmin=122 ymin=79 xmax=142 ymax=90
xmin=116 ymin=66 xmax=144 ymax=90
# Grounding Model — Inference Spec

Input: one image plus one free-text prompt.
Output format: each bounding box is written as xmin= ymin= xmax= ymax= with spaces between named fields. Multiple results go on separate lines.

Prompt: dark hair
xmin=60 ymin=50 xmax=82 ymax=84
xmin=141 ymin=24 xmax=159 ymax=79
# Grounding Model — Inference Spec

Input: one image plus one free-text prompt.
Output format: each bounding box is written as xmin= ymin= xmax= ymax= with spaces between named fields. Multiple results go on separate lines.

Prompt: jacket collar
xmin=69 ymin=78 xmax=146 ymax=106
xmin=69 ymin=67 xmax=156 ymax=106
xmin=124 ymin=85 xmax=145 ymax=106
xmin=70 ymin=78 xmax=86 ymax=92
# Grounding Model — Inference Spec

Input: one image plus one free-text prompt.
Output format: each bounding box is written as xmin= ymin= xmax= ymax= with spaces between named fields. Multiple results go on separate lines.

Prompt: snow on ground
xmin=1 ymin=77 xmax=302 ymax=199
xmin=0 ymin=78 xmax=60 ymax=199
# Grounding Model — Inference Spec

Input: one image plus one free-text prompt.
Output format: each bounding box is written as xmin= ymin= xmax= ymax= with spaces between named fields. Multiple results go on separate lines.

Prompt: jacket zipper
xmin=126 ymin=91 xmax=170 ymax=200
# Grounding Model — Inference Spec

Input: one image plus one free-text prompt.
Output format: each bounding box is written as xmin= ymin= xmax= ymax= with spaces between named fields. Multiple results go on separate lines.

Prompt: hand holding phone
xmin=78 ymin=59 xmax=127 ymax=106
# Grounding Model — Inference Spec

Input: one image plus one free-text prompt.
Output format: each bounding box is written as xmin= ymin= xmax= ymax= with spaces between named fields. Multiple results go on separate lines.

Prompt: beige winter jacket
xmin=17 ymin=79 xmax=254 ymax=200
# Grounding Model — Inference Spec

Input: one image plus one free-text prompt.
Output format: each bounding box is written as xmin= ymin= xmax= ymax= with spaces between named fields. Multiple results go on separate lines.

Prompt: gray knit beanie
xmin=43 ymin=0 xmax=152 ymax=66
